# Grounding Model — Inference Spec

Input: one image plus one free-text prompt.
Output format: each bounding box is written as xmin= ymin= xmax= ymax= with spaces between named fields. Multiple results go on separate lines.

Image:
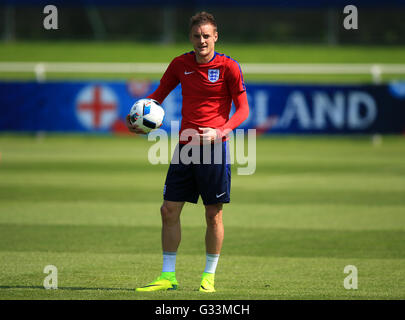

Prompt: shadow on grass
xmin=0 ymin=285 xmax=134 ymax=292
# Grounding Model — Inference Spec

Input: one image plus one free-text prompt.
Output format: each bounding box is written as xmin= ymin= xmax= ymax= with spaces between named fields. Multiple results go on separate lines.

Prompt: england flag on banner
xmin=75 ymin=85 xmax=119 ymax=131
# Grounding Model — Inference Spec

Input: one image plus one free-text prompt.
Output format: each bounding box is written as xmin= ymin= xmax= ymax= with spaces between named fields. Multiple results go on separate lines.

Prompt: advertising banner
xmin=1 ymin=80 xmax=404 ymax=134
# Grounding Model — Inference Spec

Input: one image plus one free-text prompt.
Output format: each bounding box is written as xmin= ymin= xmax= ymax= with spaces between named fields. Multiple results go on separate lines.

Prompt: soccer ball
xmin=129 ymin=98 xmax=165 ymax=133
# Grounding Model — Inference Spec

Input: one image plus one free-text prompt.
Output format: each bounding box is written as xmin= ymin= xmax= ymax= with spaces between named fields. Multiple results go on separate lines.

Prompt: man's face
xmin=190 ymin=23 xmax=218 ymax=61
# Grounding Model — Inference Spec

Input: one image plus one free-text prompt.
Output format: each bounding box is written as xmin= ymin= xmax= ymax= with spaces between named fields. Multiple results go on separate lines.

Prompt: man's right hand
xmin=126 ymin=115 xmax=147 ymax=134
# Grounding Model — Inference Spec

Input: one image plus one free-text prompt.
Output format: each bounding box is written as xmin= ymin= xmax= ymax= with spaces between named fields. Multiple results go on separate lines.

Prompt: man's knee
xmin=205 ymin=204 xmax=223 ymax=227
xmin=160 ymin=202 xmax=182 ymax=224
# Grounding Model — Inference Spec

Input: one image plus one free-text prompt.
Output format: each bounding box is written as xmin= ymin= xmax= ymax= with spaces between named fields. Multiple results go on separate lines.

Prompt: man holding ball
xmin=127 ymin=11 xmax=249 ymax=293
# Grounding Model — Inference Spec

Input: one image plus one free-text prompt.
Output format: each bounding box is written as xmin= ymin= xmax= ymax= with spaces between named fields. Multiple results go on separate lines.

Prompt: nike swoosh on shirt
xmin=184 ymin=71 xmax=194 ymax=75
xmin=216 ymin=192 xmax=226 ymax=198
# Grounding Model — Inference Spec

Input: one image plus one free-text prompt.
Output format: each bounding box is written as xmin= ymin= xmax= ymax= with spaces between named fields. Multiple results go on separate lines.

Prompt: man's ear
xmin=214 ymin=32 xmax=218 ymax=43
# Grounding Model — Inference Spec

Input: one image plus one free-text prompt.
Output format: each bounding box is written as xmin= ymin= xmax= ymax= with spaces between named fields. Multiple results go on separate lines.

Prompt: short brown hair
xmin=189 ymin=11 xmax=217 ymax=32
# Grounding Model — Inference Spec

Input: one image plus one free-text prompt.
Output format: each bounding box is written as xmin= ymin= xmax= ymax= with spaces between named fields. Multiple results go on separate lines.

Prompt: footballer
xmin=126 ymin=11 xmax=249 ymax=292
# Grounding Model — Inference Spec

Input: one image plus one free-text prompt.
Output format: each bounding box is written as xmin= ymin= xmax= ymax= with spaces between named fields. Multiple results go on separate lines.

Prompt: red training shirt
xmin=148 ymin=51 xmax=249 ymax=143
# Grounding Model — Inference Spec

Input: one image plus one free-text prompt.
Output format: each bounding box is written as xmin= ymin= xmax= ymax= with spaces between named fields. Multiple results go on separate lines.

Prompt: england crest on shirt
xmin=208 ymin=69 xmax=220 ymax=83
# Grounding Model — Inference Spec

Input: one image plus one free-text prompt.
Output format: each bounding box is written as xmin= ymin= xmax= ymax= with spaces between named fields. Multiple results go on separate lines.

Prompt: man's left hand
xmin=198 ymin=127 xmax=221 ymax=144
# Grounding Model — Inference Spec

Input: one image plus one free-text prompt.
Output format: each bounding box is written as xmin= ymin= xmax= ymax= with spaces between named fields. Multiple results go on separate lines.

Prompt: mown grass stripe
xmin=1 ymin=224 xmax=404 ymax=259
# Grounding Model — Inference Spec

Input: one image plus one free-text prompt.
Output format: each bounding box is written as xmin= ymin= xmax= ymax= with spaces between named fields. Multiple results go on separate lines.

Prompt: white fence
xmin=1 ymin=62 xmax=405 ymax=83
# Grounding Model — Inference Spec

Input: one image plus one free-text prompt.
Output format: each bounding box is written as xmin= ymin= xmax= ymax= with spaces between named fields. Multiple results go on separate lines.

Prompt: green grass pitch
xmin=1 ymin=42 xmax=405 ymax=83
xmin=0 ymin=134 xmax=404 ymax=300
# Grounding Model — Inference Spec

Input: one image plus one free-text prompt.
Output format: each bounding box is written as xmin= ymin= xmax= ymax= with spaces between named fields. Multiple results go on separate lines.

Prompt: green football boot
xmin=199 ymin=272 xmax=216 ymax=293
xmin=136 ymin=272 xmax=178 ymax=292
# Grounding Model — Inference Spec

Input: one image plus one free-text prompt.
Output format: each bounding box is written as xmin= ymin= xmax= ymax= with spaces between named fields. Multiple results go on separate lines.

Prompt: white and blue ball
xmin=129 ymin=98 xmax=165 ymax=133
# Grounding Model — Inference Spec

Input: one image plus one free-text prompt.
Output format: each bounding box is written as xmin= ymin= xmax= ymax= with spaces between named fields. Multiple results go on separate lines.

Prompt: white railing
xmin=1 ymin=62 xmax=405 ymax=83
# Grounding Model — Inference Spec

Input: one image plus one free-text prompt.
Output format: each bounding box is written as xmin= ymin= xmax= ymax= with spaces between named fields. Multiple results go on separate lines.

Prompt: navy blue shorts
xmin=163 ymin=141 xmax=231 ymax=205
